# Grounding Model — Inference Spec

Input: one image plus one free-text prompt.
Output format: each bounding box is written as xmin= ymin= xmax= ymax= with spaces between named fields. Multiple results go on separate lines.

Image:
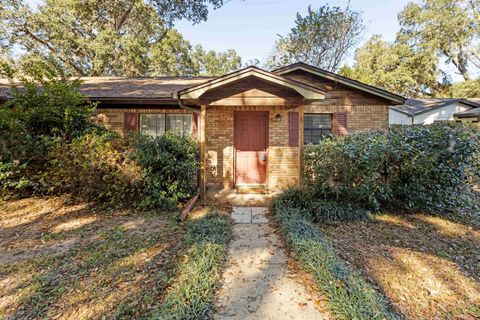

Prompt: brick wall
xmin=205 ymin=105 xmax=300 ymax=190
xmin=94 ymin=108 xmax=192 ymax=133
xmin=305 ymin=104 xmax=389 ymax=133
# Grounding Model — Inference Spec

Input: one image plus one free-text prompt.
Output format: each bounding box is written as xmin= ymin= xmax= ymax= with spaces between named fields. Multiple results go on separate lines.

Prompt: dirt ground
xmin=0 ymin=196 xmax=185 ymax=319
xmin=321 ymin=212 xmax=480 ymax=320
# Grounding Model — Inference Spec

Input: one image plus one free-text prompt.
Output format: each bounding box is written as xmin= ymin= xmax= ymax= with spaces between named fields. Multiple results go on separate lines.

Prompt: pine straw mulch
xmin=320 ymin=211 xmax=480 ymax=320
xmin=0 ymin=196 xmax=185 ymax=319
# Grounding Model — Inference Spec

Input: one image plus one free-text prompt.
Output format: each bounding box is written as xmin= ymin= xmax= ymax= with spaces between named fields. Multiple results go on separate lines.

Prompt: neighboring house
xmin=0 ymin=63 xmax=405 ymax=194
xmin=454 ymin=108 xmax=480 ymax=129
xmin=390 ymin=98 xmax=480 ymax=125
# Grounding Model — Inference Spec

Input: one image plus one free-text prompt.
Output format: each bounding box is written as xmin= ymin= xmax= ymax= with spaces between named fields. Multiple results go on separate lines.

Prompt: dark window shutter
xmin=124 ymin=112 xmax=138 ymax=132
xmin=333 ymin=112 xmax=348 ymax=136
xmin=192 ymin=113 xmax=198 ymax=139
xmin=289 ymin=111 xmax=299 ymax=147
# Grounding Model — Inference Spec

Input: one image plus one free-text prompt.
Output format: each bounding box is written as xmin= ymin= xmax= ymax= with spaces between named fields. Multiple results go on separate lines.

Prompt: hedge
xmin=304 ymin=124 xmax=480 ymax=213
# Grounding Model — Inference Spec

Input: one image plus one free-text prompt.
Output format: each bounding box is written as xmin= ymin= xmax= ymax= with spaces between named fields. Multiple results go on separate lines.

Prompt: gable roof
xmin=178 ymin=66 xmax=326 ymax=101
xmin=273 ymin=62 xmax=405 ymax=104
xmin=454 ymin=107 xmax=480 ymax=118
xmin=390 ymin=98 xmax=480 ymax=116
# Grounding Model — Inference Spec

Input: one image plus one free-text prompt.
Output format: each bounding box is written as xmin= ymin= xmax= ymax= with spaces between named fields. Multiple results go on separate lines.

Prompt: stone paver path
xmin=214 ymin=207 xmax=325 ymax=320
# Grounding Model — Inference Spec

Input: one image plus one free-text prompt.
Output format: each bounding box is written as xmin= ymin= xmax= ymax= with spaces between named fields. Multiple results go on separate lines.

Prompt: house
xmin=390 ymin=98 xmax=480 ymax=125
xmin=0 ymin=63 xmax=406 ymax=195
xmin=454 ymin=108 xmax=480 ymax=129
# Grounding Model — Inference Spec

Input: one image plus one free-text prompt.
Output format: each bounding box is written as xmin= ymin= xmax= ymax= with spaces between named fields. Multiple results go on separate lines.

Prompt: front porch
xmin=178 ymin=66 xmax=326 ymax=197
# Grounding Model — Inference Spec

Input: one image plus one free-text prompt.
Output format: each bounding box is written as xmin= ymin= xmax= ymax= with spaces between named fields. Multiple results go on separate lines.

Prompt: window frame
xmin=303 ymin=113 xmax=333 ymax=145
xmin=139 ymin=113 xmax=193 ymax=138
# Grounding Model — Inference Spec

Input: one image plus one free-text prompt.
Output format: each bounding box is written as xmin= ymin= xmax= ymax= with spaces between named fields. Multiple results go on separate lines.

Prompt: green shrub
xmin=0 ymin=74 xmax=200 ymax=209
xmin=153 ymin=213 xmax=231 ymax=319
xmin=2 ymin=77 xmax=94 ymax=138
xmin=304 ymin=124 xmax=480 ymax=213
xmin=274 ymin=203 xmax=400 ymax=320
xmin=133 ymin=131 xmax=200 ymax=210
xmin=274 ymin=187 xmax=371 ymax=224
xmin=0 ymin=75 xmax=95 ymax=197
xmin=38 ymin=130 xmax=142 ymax=207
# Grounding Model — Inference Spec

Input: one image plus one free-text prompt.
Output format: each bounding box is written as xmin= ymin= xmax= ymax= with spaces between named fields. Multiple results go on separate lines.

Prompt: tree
xmin=191 ymin=46 xmax=242 ymax=76
xmin=268 ymin=4 xmax=365 ymax=72
xmin=450 ymin=79 xmax=480 ymax=97
xmin=344 ymin=0 xmax=480 ymax=98
xmin=341 ymin=35 xmax=449 ymax=97
xmin=398 ymin=0 xmax=480 ymax=81
xmin=1 ymin=0 xmax=241 ymax=77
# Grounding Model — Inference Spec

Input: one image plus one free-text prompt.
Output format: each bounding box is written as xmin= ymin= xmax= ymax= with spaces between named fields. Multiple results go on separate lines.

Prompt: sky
xmin=25 ymin=0 xmax=412 ymax=65
xmin=174 ymin=0 xmax=412 ymax=64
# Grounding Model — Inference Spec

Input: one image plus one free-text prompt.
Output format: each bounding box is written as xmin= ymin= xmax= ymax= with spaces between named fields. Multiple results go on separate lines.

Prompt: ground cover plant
xmin=273 ymin=191 xmax=401 ymax=320
xmin=152 ymin=212 xmax=231 ymax=319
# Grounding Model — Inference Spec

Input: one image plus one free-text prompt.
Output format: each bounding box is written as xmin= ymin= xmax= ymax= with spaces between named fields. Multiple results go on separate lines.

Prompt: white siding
xmin=389 ymin=109 xmax=412 ymax=125
xmin=390 ymin=103 xmax=473 ymax=126
xmin=413 ymin=103 xmax=471 ymax=124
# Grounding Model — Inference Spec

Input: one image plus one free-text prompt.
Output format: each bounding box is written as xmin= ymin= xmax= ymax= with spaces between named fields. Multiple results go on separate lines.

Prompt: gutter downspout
xmin=175 ymin=92 xmax=199 ymax=112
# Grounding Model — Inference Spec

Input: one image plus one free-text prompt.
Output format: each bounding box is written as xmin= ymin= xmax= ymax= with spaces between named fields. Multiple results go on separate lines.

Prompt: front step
xmin=235 ymin=184 xmax=268 ymax=194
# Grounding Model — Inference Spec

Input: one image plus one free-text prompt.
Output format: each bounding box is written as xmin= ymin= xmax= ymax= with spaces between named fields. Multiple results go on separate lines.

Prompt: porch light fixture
xmin=275 ymin=114 xmax=282 ymax=122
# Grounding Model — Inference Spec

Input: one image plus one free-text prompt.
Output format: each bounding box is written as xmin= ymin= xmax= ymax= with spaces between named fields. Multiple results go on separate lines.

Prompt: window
xmin=140 ymin=113 xmax=192 ymax=137
xmin=304 ymin=114 xmax=332 ymax=144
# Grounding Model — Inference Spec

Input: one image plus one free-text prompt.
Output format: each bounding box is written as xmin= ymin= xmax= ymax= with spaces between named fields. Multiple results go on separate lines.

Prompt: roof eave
xmin=274 ymin=63 xmax=406 ymax=105
xmin=178 ymin=66 xmax=326 ymax=101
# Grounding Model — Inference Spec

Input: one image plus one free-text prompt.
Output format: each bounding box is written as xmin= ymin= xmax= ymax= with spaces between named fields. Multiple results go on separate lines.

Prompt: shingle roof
xmin=79 ymin=77 xmax=214 ymax=99
xmin=273 ymin=62 xmax=406 ymax=104
xmin=0 ymin=77 xmax=215 ymax=101
xmin=390 ymin=98 xmax=480 ymax=116
xmin=454 ymin=107 xmax=480 ymax=118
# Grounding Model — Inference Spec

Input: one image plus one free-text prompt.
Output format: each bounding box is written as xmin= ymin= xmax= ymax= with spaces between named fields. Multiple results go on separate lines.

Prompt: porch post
xmin=200 ymin=105 xmax=207 ymax=198
xmin=299 ymin=104 xmax=304 ymax=186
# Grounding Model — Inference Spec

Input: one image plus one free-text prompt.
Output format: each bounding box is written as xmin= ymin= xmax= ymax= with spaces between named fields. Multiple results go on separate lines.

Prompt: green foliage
xmin=5 ymin=80 xmax=93 ymax=137
xmin=398 ymin=0 xmax=478 ymax=82
xmin=0 ymin=72 xmax=95 ymax=196
xmin=191 ymin=45 xmax=242 ymax=76
xmin=1 ymin=0 xmax=239 ymax=77
xmin=304 ymin=124 xmax=480 ymax=213
xmin=339 ymin=35 xmax=443 ymax=97
xmin=274 ymin=187 xmax=371 ymax=224
xmin=268 ymin=4 xmax=364 ymax=71
xmin=0 ymin=75 xmax=200 ymax=210
xmin=153 ymin=213 xmax=231 ymax=320
xmin=38 ymin=130 xmax=143 ymax=207
xmin=133 ymin=131 xmax=200 ymax=210
xmin=273 ymin=202 xmax=400 ymax=320
xmin=344 ymin=0 xmax=480 ymax=97
xmin=149 ymin=29 xmax=242 ymax=77
xmin=450 ymin=78 xmax=480 ymax=97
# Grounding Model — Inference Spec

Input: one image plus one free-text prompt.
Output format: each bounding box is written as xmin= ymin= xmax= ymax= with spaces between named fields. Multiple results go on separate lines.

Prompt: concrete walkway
xmin=214 ymin=207 xmax=326 ymax=320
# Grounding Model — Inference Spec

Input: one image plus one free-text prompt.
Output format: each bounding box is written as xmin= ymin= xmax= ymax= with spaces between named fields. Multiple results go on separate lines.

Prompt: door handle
xmin=261 ymin=153 xmax=267 ymax=161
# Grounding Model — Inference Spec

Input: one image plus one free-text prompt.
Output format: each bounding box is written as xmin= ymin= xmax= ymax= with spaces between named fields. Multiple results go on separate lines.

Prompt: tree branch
xmin=20 ymin=25 xmax=86 ymax=76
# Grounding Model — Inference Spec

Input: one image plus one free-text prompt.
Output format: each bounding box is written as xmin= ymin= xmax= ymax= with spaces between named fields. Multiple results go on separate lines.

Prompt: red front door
xmin=234 ymin=111 xmax=269 ymax=185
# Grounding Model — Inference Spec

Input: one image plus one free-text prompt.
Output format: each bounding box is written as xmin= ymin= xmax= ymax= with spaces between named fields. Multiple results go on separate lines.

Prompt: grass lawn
xmin=321 ymin=211 xmax=480 ymax=319
xmin=0 ymin=196 xmax=186 ymax=319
